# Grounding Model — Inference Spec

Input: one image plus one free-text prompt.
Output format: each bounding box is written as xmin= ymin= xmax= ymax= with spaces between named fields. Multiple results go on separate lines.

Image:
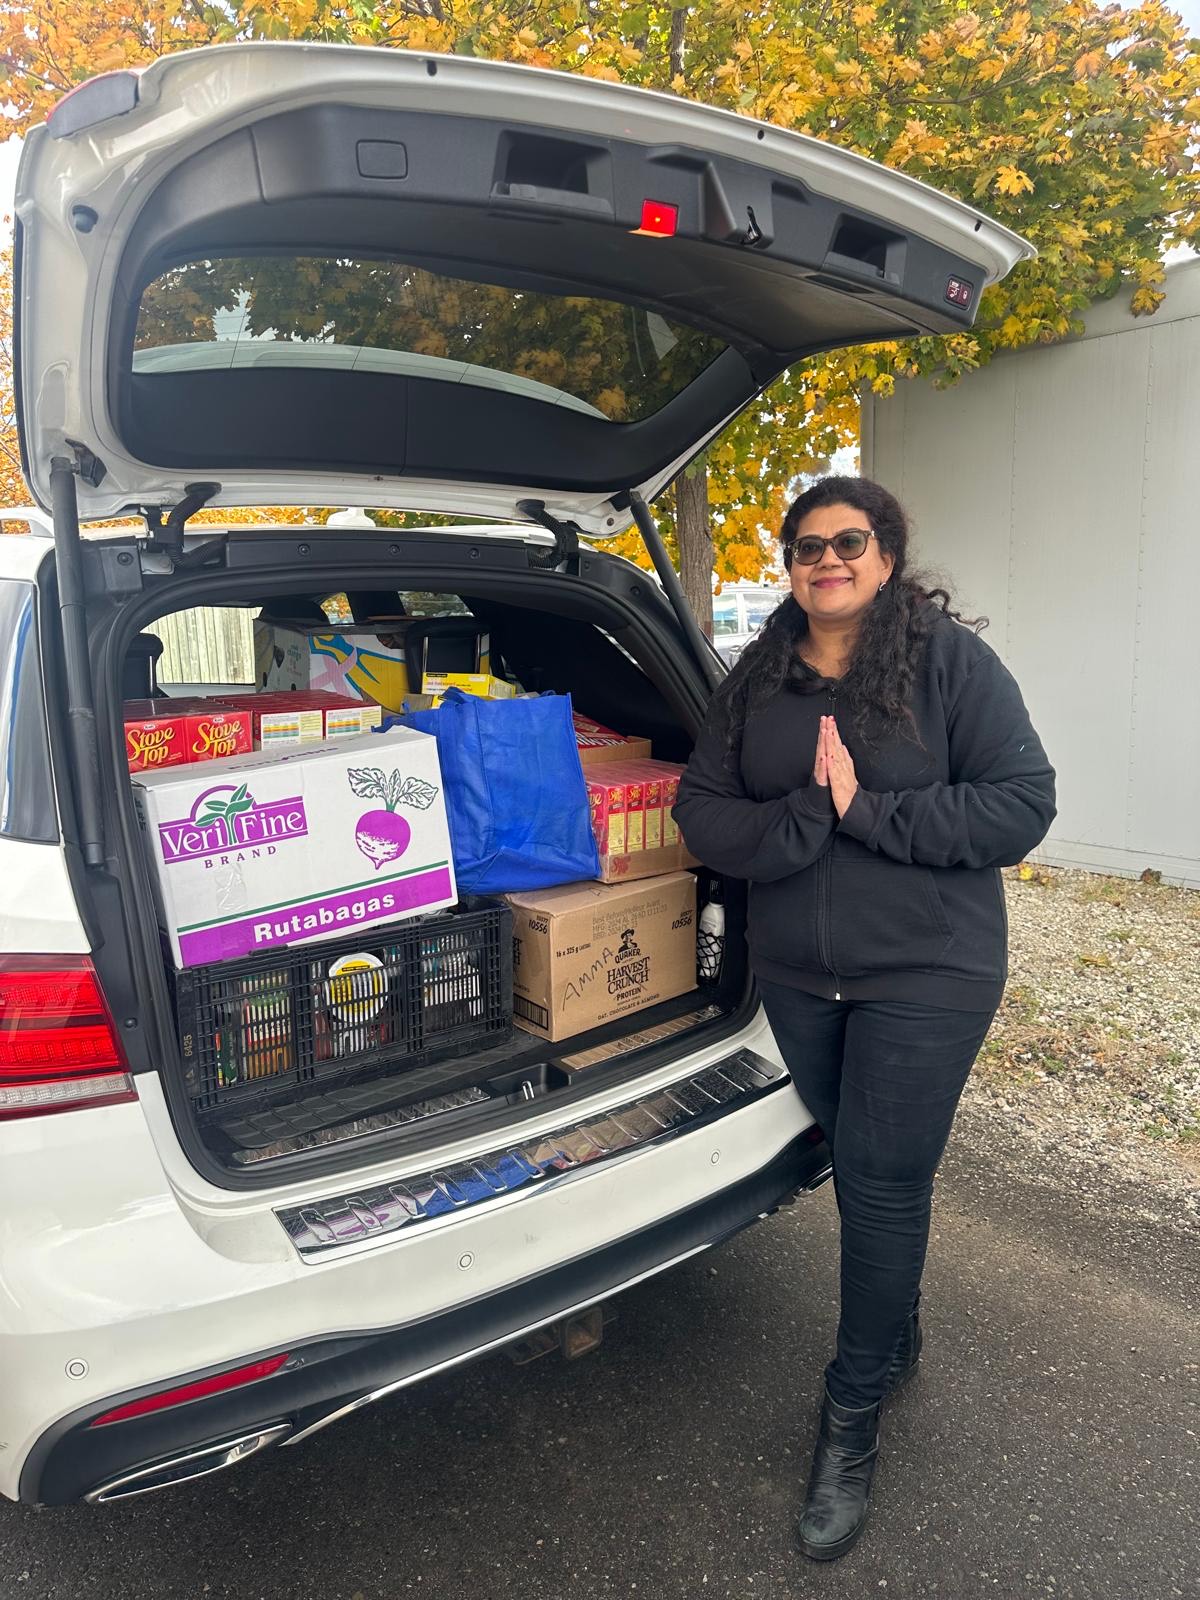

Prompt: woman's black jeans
xmin=759 ymin=980 xmax=995 ymax=1411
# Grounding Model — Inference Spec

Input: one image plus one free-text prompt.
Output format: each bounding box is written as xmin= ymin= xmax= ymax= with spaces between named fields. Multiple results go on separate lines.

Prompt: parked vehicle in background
xmin=712 ymin=582 xmax=787 ymax=664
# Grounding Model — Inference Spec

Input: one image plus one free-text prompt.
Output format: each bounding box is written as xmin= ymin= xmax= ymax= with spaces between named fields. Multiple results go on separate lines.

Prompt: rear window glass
xmin=0 ymin=580 xmax=56 ymax=843
xmin=133 ymin=256 xmax=727 ymax=423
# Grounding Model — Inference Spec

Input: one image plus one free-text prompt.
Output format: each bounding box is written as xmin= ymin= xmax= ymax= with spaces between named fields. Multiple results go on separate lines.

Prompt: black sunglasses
xmin=785 ymin=529 xmax=877 ymax=566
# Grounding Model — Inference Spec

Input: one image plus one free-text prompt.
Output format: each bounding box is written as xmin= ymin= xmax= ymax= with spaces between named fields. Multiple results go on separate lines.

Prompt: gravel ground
xmin=964 ymin=866 xmax=1200 ymax=1218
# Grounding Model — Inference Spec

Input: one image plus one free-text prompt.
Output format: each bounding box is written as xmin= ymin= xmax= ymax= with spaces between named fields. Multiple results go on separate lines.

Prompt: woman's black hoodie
xmin=674 ymin=610 xmax=1056 ymax=1011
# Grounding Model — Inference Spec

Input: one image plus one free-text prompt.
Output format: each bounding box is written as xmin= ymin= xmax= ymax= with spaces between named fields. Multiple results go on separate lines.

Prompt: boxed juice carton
xmin=584 ymin=759 xmax=698 ymax=883
xmin=507 ymin=872 xmax=696 ymax=1043
xmin=132 ymin=728 xmax=456 ymax=968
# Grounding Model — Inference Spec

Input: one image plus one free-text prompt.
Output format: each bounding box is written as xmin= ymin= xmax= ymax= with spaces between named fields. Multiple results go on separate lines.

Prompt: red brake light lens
xmin=633 ymin=199 xmax=678 ymax=237
xmin=0 ymin=957 xmax=134 ymax=1118
xmin=90 ymin=1353 xmax=292 ymax=1426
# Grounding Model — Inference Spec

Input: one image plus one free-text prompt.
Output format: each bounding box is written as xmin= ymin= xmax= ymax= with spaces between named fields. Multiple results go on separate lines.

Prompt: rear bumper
xmin=20 ymin=1129 xmax=828 ymax=1505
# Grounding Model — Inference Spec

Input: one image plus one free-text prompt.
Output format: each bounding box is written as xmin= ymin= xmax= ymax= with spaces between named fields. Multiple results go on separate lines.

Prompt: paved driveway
xmin=2 ymin=1103 xmax=1195 ymax=1600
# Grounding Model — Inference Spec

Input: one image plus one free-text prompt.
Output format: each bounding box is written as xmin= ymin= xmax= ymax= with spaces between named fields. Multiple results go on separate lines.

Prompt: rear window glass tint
xmin=0 ymin=580 xmax=56 ymax=843
xmin=133 ymin=256 xmax=727 ymax=423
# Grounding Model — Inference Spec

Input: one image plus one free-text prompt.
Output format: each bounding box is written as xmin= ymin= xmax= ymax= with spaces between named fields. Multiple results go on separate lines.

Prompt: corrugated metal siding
xmin=155 ymin=607 xmax=256 ymax=686
xmin=865 ymin=259 xmax=1200 ymax=886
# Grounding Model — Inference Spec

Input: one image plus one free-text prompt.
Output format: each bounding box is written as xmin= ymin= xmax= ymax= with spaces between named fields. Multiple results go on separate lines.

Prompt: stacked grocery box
xmin=506 ymin=713 xmax=701 ymax=1043
xmin=124 ymin=692 xmax=382 ymax=771
xmin=545 ymin=713 xmax=701 ymax=884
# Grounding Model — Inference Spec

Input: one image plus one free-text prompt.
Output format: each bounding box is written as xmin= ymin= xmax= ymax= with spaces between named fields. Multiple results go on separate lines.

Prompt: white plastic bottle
xmin=697 ymin=880 xmax=726 ymax=982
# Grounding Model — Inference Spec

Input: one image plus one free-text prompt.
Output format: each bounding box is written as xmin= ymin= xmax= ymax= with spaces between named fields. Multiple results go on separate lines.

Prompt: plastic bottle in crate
xmin=697 ymin=880 xmax=726 ymax=983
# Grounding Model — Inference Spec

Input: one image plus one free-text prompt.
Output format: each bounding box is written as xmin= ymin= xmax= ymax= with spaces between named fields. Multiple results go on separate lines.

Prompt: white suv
xmin=0 ymin=43 xmax=1028 ymax=1504
xmin=712 ymin=583 xmax=789 ymax=664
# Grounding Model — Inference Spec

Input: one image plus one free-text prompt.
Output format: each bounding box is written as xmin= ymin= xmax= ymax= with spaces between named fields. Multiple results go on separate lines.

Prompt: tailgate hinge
xmin=517 ymin=499 xmax=581 ymax=570
xmin=143 ymin=482 xmax=223 ymax=563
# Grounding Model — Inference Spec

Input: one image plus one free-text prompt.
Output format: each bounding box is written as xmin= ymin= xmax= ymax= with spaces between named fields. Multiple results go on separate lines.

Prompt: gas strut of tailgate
xmin=626 ymin=489 xmax=722 ymax=695
xmin=49 ymin=456 xmax=107 ymax=867
xmin=48 ymin=459 xmax=219 ymax=867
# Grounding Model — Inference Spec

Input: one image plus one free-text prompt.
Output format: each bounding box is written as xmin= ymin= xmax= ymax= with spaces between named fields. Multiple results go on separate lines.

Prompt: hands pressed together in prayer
xmin=813 ymin=715 xmax=858 ymax=819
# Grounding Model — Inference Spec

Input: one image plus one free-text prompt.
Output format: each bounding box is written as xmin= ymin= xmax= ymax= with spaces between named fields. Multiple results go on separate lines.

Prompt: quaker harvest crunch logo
xmin=609 ymin=927 xmax=650 ymax=994
xmin=158 ymin=783 xmax=309 ymax=864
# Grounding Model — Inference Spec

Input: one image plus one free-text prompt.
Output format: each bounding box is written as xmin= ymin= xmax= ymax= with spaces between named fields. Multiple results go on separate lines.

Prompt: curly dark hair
xmin=713 ymin=476 xmax=981 ymax=750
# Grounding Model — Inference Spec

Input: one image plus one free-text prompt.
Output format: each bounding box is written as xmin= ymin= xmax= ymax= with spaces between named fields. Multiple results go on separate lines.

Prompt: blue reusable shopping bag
xmin=381 ymin=690 xmax=600 ymax=894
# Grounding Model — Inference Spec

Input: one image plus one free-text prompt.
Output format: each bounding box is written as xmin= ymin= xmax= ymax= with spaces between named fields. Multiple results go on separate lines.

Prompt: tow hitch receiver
xmin=507 ymin=1305 xmax=610 ymax=1365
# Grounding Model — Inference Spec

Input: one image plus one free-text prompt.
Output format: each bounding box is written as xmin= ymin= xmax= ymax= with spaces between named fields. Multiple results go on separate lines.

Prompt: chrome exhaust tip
xmin=84 ymin=1422 xmax=292 ymax=1504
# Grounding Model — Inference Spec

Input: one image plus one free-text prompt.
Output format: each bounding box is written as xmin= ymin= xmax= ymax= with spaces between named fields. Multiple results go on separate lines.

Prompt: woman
xmin=674 ymin=477 xmax=1055 ymax=1562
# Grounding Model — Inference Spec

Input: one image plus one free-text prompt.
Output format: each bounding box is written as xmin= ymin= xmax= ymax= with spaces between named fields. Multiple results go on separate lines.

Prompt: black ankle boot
xmin=883 ymin=1300 xmax=923 ymax=1398
xmin=796 ymin=1390 xmax=881 ymax=1561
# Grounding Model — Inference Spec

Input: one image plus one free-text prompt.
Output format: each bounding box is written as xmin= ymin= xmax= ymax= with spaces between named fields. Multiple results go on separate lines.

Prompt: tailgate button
xmin=357 ymin=140 xmax=409 ymax=180
xmin=945 ymin=276 xmax=973 ymax=307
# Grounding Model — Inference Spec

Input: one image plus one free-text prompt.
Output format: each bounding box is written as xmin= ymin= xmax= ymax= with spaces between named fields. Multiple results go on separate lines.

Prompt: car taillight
xmin=0 ymin=956 xmax=135 ymax=1119
xmin=90 ymin=1353 xmax=292 ymax=1426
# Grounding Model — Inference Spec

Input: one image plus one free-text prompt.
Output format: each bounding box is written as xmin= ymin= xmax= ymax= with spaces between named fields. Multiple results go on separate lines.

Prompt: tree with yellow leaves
xmin=0 ymin=1 xmax=1196 ymax=624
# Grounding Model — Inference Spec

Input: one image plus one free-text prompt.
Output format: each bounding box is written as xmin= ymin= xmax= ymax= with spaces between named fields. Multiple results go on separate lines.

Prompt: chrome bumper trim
xmin=276 ymin=1048 xmax=787 ymax=1257
xmin=282 ymin=1238 xmax=718 ymax=1449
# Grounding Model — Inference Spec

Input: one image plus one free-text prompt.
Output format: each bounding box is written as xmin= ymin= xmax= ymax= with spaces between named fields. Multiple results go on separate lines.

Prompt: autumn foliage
xmin=0 ymin=0 xmax=1197 ymax=590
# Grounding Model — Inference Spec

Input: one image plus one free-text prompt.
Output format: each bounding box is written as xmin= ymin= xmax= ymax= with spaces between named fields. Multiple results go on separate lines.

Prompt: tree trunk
xmin=668 ymin=8 xmax=688 ymax=79
xmin=675 ymin=461 xmax=714 ymax=638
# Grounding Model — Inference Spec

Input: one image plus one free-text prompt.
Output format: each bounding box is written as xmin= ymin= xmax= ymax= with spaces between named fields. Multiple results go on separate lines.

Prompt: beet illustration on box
xmin=347 ymin=765 xmax=441 ymax=870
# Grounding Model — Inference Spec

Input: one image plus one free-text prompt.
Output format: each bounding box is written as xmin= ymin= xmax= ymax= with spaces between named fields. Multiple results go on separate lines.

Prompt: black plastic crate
xmin=173 ymin=899 xmax=513 ymax=1114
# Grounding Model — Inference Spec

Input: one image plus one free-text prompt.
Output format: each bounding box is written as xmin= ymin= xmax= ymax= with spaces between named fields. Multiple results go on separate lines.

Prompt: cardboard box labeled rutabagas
xmin=507 ymin=872 xmax=696 ymax=1043
xmin=132 ymin=728 xmax=456 ymax=968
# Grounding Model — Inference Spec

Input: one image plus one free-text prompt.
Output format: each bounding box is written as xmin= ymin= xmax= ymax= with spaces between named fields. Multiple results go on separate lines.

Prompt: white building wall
xmin=863 ymin=258 xmax=1200 ymax=886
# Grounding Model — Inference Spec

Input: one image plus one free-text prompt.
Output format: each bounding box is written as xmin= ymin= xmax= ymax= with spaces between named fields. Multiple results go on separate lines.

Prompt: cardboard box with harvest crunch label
xmin=507 ymin=872 xmax=696 ymax=1043
xmin=132 ymin=728 xmax=456 ymax=969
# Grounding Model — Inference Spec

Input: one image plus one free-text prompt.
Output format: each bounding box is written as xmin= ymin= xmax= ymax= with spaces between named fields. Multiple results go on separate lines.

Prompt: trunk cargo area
xmin=87 ymin=532 xmax=749 ymax=1180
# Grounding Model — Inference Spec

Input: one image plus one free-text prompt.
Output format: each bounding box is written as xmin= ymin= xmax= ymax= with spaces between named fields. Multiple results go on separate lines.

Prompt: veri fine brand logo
xmin=158 ymin=783 xmax=309 ymax=864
